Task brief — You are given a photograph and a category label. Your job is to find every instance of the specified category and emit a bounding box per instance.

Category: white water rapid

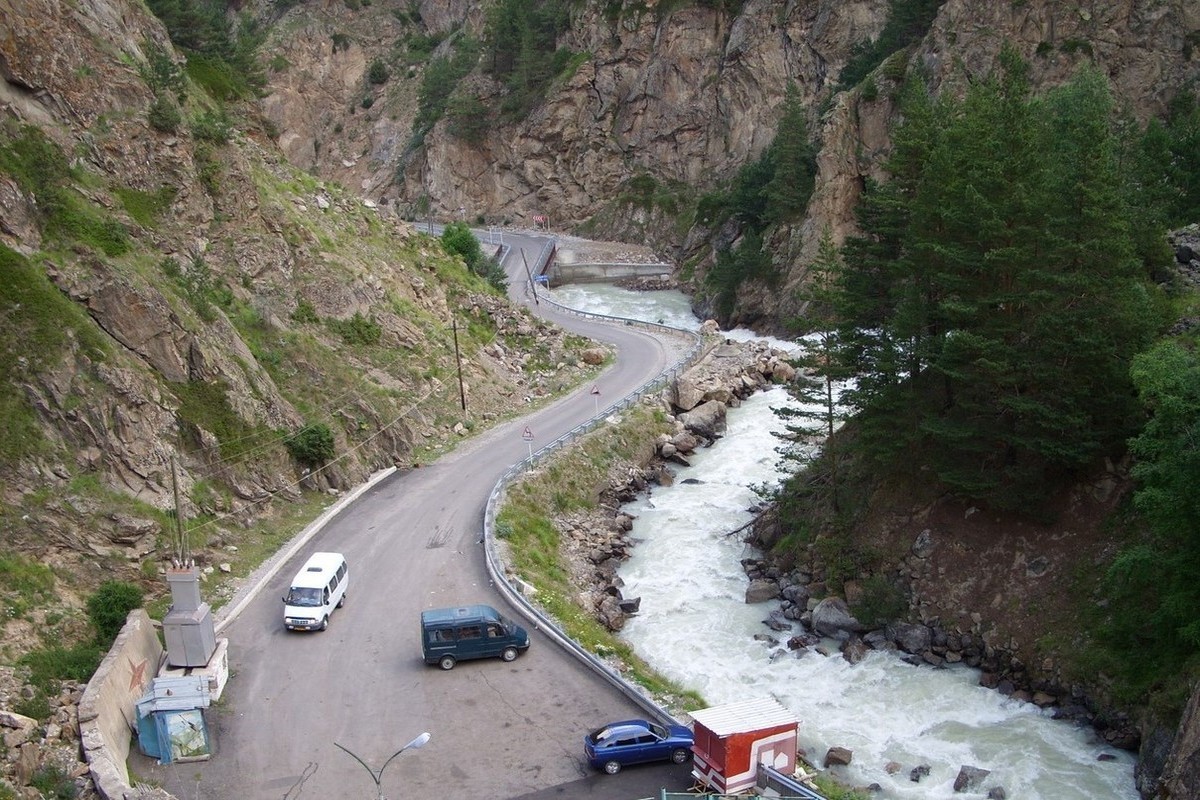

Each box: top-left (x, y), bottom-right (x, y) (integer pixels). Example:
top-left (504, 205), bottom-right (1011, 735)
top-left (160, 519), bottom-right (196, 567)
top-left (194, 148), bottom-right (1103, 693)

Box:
top-left (546, 283), bottom-right (1139, 800)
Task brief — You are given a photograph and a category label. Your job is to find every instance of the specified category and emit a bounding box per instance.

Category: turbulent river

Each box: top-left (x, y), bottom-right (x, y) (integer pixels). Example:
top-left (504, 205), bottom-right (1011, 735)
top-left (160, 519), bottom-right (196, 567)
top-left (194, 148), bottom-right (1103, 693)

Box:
top-left (547, 283), bottom-right (1138, 800)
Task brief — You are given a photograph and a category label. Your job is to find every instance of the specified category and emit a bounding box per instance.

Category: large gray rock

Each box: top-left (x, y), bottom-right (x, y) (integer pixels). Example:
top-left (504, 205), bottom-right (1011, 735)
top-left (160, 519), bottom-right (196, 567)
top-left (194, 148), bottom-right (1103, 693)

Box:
top-left (745, 578), bottom-right (779, 604)
top-left (824, 746), bottom-right (853, 767)
top-left (810, 597), bottom-right (863, 637)
top-left (678, 400), bottom-right (727, 439)
top-left (954, 765), bottom-right (991, 792)
top-left (673, 376), bottom-right (706, 411)
top-left (887, 621), bottom-right (932, 655)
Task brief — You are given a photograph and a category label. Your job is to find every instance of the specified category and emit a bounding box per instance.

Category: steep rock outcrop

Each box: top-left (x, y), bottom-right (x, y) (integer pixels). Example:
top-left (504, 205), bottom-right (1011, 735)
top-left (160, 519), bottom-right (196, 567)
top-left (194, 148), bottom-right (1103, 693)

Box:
top-left (260, 0), bottom-right (1199, 328)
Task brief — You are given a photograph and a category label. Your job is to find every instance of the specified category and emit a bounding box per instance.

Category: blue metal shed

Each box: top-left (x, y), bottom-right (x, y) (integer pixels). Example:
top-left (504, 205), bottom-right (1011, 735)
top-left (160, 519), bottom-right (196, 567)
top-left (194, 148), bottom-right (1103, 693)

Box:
top-left (135, 675), bottom-right (212, 764)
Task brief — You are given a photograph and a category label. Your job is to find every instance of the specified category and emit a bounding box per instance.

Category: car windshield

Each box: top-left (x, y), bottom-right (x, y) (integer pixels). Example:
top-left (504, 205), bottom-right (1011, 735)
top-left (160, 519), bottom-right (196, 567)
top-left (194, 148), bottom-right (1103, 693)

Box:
top-left (285, 587), bottom-right (323, 607)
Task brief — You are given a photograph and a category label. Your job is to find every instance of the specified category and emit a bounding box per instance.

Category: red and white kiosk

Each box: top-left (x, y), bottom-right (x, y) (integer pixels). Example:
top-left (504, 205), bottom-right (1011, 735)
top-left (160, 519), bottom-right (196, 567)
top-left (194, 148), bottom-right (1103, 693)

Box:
top-left (690, 697), bottom-right (800, 795)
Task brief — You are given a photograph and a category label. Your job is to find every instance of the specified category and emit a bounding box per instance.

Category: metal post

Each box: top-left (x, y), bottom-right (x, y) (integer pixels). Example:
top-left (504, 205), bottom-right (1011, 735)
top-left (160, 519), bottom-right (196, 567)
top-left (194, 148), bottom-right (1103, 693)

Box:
top-left (522, 251), bottom-right (538, 305)
top-left (171, 455), bottom-right (187, 567)
top-left (452, 316), bottom-right (466, 412)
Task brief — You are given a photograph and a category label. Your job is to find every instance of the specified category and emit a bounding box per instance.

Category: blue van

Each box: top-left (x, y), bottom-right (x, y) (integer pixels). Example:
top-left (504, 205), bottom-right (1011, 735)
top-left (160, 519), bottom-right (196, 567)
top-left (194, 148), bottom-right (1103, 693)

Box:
top-left (420, 604), bottom-right (530, 670)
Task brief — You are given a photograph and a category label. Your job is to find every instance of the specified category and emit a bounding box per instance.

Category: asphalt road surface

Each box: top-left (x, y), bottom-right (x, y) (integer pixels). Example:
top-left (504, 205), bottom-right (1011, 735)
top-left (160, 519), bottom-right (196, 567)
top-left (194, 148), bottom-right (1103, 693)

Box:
top-left (131, 230), bottom-right (699, 800)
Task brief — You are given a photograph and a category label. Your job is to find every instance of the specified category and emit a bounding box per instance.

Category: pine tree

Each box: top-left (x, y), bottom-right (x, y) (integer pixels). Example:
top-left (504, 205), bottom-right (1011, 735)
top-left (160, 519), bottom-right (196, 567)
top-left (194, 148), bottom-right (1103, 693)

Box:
top-left (831, 48), bottom-right (1163, 511)
top-left (765, 84), bottom-right (817, 223)
top-left (779, 228), bottom-right (856, 512)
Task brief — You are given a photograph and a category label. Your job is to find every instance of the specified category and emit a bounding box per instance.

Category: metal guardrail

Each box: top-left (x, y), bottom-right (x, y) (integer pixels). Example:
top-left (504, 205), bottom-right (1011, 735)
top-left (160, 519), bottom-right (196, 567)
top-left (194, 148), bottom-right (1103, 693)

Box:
top-left (756, 764), bottom-right (829, 799)
top-left (481, 276), bottom-right (704, 726)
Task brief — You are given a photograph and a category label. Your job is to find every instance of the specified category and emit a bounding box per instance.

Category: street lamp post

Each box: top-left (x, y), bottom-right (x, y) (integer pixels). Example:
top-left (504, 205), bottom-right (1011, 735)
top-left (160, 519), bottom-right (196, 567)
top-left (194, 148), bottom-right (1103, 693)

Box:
top-left (335, 731), bottom-right (431, 800)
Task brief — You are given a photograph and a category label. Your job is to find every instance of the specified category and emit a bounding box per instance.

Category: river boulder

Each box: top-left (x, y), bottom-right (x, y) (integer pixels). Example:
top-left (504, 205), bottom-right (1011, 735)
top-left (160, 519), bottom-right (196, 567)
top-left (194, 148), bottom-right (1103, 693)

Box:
top-left (810, 597), bottom-right (864, 637)
top-left (678, 400), bottom-right (727, 439)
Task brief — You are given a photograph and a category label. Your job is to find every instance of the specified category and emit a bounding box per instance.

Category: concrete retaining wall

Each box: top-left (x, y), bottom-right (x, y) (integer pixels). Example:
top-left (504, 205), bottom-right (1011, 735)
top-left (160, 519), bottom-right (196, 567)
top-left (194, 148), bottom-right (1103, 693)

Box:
top-left (79, 609), bottom-right (163, 799)
top-left (547, 261), bottom-right (672, 286)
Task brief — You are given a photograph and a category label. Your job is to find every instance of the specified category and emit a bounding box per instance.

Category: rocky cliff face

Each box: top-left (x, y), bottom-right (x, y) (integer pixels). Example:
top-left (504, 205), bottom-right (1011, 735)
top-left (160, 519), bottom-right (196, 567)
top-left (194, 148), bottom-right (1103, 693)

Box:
top-left (0, 0), bottom-right (598, 661)
top-left (259, 0), bottom-right (1199, 327)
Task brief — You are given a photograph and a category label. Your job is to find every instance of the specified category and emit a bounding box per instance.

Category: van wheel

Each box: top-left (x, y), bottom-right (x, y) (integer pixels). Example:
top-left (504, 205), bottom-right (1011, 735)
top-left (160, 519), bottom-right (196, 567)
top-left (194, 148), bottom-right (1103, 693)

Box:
top-left (319, 616), bottom-right (328, 631)
top-left (603, 760), bottom-right (622, 775)
top-left (671, 748), bottom-right (690, 764)
top-left (337, 592), bottom-right (345, 608)
top-left (439, 655), bottom-right (456, 670)
top-left (501, 646), bottom-right (519, 662)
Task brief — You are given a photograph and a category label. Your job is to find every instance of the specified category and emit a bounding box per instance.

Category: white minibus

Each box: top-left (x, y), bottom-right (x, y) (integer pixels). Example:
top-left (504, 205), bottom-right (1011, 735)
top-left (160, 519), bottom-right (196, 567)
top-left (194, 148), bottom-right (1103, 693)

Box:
top-left (282, 552), bottom-right (348, 631)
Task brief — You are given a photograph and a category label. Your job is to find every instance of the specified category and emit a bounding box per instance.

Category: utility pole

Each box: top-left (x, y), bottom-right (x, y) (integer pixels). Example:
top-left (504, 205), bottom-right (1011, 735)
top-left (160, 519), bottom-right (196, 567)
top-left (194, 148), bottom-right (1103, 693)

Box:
top-left (171, 455), bottom-right (188, 567)
top-left (522, 251), bottom-right (539, 305)
top-left (452, 316), bottom-right (466, 412)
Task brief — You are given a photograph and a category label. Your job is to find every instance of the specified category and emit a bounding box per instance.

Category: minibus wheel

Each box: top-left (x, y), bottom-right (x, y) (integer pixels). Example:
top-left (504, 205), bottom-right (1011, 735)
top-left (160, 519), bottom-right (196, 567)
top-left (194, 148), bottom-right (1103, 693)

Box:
top-left (439, 655), bottom-right (456, 670)
top-left (319, 616), bottom-right (328, 631)
top-left (501, 646), bottom-right (519, 662)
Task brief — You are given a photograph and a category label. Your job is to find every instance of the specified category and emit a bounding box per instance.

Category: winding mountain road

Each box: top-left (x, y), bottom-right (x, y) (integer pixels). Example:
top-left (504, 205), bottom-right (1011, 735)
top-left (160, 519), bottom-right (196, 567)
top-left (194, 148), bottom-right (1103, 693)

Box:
top-left (132, 231), bottom-right (697, 799)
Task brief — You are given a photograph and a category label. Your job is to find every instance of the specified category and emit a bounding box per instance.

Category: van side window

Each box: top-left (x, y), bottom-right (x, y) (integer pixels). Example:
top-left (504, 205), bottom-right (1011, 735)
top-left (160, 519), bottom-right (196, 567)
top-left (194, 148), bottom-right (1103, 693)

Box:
top-left (487, 623), bottom-right (504, 638)
top-left (458, 625), bottom-right (483, 640)
top-left (329, 575), bottom-right (339, 591)
top-left (432, 629), bottom-right (454, 642)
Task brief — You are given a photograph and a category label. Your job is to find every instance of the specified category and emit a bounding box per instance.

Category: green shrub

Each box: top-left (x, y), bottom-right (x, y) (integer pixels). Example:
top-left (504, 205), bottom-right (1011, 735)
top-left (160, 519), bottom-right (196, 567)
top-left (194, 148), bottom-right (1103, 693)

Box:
top-left (860, 76), bottom-right (878, 101)
top-left (1059, 38), bottom-right (1093, 56)
top-left (291, 298), bottom-right (320, 324)
top-left (327, 312), bottom-right (382, 345)
top-left (140, 40), bottom-right (185, 98)
top-left (193, 143), bottom-right (222, 195)
top-left (14, 690), bottom-right (52, 721)
top-left (286, 423), bottom-right (335, 467)
top-left (87, 581), bottom-right (144, 643)
top-left (447, 94), bottom-right (489, 144)
top-left (367, 59), bottom-right (390, 85)
top-left (30, 764), bottom-right (77, 800)
top-left (115, 185), bottom-right (177, 227)
top-left (148, 93), bottom-right (182, 132)
top-left (190, 108), bottom-right (232, 144)
top-left (19, 643), bottom-right (104, 692)
top-left (162, 256), bottom-right (232, 321)
top-left (0, 554), bottom-right (56, 619)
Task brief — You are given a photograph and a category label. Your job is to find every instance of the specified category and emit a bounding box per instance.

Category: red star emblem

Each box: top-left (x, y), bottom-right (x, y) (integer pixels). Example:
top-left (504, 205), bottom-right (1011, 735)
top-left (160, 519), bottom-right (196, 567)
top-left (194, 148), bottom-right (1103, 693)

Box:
top-left (128, 657), bottom-right (148, 692)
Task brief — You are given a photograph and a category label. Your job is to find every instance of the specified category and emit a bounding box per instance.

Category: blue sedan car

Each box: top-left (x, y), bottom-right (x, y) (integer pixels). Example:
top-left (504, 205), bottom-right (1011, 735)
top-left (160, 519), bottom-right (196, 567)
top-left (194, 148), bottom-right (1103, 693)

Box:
top-left (584, 718), bottom-right (694, 774)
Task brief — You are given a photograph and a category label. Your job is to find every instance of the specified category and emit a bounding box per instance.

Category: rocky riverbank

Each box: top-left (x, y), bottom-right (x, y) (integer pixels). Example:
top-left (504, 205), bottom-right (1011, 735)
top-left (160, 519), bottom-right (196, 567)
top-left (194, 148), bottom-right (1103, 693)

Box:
top-left (550, 328), bottom-right (1150, 791)
top-left (555, 330), bottom-right (797, 631)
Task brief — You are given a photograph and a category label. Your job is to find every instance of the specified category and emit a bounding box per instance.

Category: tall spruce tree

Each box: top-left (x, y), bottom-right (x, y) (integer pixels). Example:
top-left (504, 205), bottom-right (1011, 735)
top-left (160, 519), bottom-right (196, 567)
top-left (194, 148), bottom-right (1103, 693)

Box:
top-left (832, 47), bottom-right (1162, 511)
top-left (765, 84), bottom-right (817, 224)
top-left (779, 228), bottom-right (856, 512)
